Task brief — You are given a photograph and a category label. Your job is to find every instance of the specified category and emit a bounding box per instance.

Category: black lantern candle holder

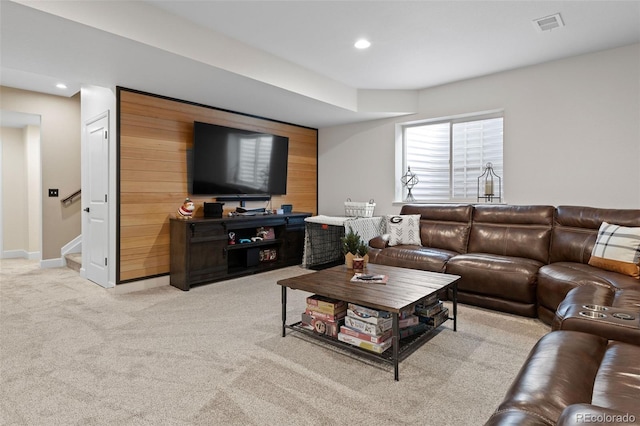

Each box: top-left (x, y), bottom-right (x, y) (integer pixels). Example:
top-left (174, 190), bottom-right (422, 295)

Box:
top-left (477, 162), bottom-right (502, 203)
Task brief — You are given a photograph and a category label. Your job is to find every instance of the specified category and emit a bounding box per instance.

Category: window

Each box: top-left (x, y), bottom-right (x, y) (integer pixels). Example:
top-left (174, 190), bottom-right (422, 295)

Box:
top-left (399, 114), bottom-right (503, 202)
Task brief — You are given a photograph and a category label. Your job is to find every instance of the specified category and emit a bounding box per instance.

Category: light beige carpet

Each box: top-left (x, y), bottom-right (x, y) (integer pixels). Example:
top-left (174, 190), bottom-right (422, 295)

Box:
top-left (0, 259), bottom-right (550, 425)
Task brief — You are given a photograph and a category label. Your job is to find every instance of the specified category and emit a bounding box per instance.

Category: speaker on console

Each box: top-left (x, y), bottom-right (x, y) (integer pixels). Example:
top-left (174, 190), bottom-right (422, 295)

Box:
top-left (204, 202), bottom-right (225, 218)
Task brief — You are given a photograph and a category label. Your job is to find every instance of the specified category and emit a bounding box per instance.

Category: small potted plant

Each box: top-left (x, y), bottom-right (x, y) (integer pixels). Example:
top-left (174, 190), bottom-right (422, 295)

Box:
top-left (341, 229), bottom-right (362, 269)
top-left (357, 241), bottom-right (369, 267)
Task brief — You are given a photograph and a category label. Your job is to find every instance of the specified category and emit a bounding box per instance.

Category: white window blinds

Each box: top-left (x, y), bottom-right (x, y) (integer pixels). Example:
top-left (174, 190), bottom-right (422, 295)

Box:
top-left (403, 116), bottom-right (503, 202)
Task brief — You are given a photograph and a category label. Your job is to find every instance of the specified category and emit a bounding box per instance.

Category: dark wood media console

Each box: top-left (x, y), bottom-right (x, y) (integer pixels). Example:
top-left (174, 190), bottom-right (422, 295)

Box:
top-left (170, 213), bottom-right (311, 290)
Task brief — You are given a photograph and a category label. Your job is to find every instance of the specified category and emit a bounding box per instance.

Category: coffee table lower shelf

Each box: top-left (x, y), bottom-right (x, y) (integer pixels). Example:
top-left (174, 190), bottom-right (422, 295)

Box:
top-left (284, 317), bottom-right (450, 376)
top-left (277, 264), bottom-right (459, 381)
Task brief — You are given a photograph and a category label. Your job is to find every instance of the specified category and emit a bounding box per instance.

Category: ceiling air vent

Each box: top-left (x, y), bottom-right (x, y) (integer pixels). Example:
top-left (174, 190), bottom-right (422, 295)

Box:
top-left (533, 13), bottom-right (564, 32)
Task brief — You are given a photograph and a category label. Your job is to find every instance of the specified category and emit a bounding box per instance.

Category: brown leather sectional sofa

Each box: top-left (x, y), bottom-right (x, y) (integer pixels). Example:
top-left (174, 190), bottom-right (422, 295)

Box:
top-left (538, 206), bottom-right (640, 325)
top-left (485, 330), bottom-right (639, 425)
top-left (369, 204), bottom-right (640, 326)
top-left (367, 204), bottom-right (640, 425)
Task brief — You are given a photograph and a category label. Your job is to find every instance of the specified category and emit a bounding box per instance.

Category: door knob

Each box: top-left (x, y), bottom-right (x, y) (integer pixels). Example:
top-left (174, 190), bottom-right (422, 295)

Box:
top-left (83, 207), bottom-right (90, 212)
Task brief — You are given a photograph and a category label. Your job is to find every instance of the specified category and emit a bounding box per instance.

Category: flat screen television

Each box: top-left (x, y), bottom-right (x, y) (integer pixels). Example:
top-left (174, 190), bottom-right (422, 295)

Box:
top-left (190, 121), bottom-right (289, 196)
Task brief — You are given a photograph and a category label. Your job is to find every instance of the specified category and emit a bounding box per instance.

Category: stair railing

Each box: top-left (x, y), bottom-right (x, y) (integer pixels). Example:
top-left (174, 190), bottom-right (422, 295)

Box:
top-left (61, 189), bottom-right (81, 206)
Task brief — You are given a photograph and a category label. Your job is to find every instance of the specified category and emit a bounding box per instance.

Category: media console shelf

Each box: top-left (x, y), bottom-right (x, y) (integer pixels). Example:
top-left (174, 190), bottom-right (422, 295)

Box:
top-left (170, 212), bottom-right (311, 291)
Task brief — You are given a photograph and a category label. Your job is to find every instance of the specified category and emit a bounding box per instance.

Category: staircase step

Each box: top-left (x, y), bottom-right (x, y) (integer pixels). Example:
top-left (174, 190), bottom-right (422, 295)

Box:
top-left (65, 253), bottom-right (82, 272)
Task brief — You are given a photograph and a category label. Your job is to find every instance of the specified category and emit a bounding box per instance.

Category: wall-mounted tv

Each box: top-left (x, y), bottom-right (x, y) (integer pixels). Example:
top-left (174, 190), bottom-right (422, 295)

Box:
top-left (190, 121), bottom-right (289, 196)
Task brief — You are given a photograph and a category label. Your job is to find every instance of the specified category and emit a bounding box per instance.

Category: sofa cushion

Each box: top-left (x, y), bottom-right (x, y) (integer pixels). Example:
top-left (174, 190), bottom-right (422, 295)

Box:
top-left (400, 204), bottom-right (472, 253)
top-left (486, 331), bottom-right (609, 426)
top-left (468, 205), bottom-right (554, 264)
top-left (588, 222), bottom-right (640, 279)
top-left (550, 206), bottom-right (640, 264)
top-left (446, 253), bottom-right (543, 305)
top-left (591, 340), bottom-right (640, 415)
top-left (368, 245), bottom-right (456, 273)
top-left (385, 214), bottom-right (421, 246)
top-left (538, 263), bottom-right (616, 317)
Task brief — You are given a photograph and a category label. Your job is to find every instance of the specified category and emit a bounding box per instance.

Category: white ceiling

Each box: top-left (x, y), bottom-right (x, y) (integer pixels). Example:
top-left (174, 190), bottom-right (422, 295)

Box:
top-left (147, 0), bottom-right (640, 90)
top-left (1, 0), bottom-right (639, 128)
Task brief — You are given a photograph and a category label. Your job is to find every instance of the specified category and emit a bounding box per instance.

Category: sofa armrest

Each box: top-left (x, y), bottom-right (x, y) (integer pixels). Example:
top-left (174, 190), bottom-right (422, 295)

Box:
top-left (557, 404), bottom-right (637, 426)
top-left (369, 234), bottom-right (389, 249)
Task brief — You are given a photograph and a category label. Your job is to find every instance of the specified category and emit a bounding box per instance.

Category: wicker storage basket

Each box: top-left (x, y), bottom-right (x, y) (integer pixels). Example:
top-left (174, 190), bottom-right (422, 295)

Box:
top-left (344, 199), bottom-right (376, 218)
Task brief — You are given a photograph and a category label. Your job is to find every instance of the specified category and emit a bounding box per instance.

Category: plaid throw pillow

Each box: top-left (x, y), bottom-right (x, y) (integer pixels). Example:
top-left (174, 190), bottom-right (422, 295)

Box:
top-left (588, 222), bottom-right (640, 279)
top-left (385, 214), bottom-right (422, 246)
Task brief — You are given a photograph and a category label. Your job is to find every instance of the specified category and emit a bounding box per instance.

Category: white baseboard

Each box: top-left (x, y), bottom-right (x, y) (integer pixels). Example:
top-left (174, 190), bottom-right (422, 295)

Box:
top-left (3, 250), bottom-right (41, 260)
top-left (28, 251), bottom-right (41, 260)
top-left (40, 257), bottom-right (65, 268)
top-left (2, 249), bottom-right (26, 259)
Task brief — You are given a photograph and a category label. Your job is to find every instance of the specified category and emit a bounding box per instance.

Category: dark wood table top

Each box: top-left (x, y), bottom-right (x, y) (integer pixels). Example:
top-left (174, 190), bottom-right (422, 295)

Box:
top-left (278, 264), bottom-right (460, 314)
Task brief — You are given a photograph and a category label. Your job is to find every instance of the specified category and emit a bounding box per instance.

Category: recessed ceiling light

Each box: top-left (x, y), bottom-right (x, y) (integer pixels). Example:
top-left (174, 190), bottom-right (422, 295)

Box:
top-left (56, 83), bottom-right (67, 89)
top-left (354, 39), bottom-right (371, 49)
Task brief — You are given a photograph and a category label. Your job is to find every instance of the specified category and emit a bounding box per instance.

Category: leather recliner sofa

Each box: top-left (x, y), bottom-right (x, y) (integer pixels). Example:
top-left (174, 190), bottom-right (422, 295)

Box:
top-left (537, 206), bottom-right (640, 324)
top-left (484, 330), bottom-right (640, 426)
top-left (445, 205), bottom-right (554, 318)
top-left (369, 204), bottom-right (640, 325)
top-left (368, 204), bottom-right (473, 273)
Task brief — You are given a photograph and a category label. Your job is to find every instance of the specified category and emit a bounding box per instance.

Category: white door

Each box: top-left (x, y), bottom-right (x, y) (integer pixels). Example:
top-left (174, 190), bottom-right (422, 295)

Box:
top-left (84, 113), bottom-right (109, 286)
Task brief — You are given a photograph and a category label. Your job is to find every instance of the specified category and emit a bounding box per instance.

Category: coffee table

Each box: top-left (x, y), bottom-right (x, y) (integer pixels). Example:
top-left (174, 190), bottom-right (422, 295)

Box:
top-left (277, 263), bottom-right (460, 381)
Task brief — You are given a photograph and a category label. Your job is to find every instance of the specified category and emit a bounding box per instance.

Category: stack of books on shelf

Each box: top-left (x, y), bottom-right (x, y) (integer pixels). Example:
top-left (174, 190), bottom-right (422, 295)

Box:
top-left (415, 297), bottom-right (449, 328)
top-left (301, 294), bottom-right (450, 354)
top-left (337, 303), bottom-right (428, 354)
top-left (300, 295), bottom-right (347, 337)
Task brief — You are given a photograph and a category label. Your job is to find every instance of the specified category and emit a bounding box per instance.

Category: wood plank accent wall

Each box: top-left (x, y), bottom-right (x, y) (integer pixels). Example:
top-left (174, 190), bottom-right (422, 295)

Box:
top-left (118, 88), bottom-right (318, 283)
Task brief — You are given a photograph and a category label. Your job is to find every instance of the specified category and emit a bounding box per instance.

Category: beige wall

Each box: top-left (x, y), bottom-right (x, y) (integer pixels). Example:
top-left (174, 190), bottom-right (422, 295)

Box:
top-left (319, 43), bottom-right (640, 216)
top-left (1, 127), bottom-right (28, 252)
top-left (0, 86), bottom-right (81, 261)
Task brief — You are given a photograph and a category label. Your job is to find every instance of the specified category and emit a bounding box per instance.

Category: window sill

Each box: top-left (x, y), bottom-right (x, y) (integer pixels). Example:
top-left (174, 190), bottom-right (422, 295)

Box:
top-left (393, 200), bottom-right (506, 206)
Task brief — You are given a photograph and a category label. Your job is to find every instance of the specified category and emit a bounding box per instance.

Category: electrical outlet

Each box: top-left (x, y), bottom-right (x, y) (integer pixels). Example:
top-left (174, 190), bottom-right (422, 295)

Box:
top-left (48, 188), bottom-right (59, 197)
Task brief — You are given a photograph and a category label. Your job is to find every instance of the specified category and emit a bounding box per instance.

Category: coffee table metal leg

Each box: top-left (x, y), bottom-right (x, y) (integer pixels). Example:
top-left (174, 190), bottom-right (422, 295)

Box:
top-left (453, 282), bottom-right (458, 332)
top-left (393, 312), bottom-right (399, 381)
top-left (281, 286), bottom-right (287, 337)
